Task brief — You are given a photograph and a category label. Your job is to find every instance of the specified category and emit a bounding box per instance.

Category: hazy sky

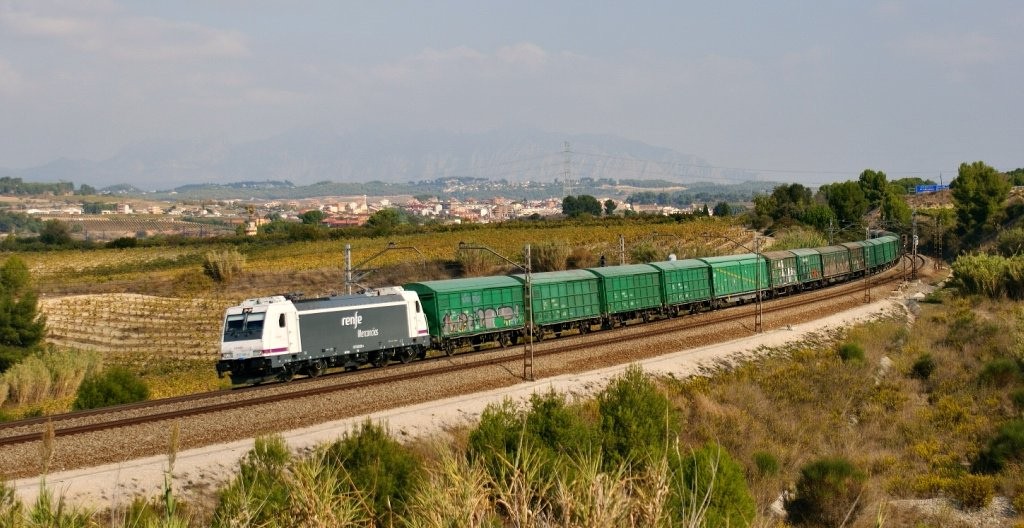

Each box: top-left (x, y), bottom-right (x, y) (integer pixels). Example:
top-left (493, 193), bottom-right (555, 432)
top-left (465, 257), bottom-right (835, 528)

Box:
top-left (1, 1), bottom-right (1021, 185)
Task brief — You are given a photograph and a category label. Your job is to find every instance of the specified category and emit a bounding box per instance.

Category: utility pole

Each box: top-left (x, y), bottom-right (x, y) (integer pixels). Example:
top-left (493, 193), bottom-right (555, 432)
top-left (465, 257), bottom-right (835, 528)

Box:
top-left (911, 208), bottom-right (918, 280)
top-left (864, 227), bottom-right (871, 303)
top-left (562, 141), bottom-right (573, 198)
top-left (753, 234), bottom-right (763, 333)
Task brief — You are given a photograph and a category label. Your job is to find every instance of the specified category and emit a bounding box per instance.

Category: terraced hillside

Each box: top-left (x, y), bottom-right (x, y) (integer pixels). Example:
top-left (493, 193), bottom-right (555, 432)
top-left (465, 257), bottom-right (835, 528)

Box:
top-left (40, 293), bottom-right (232, 363)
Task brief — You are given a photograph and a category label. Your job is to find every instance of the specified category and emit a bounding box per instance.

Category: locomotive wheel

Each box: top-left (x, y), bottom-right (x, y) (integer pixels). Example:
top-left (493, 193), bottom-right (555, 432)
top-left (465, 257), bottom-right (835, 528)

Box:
top-left (307, 360), bottom-right (325, 378)
top-left (279, 367), bottom-right (295, 382)
top-left (399, 350), bottom-right (414, 364)
top-left (372, 353), bottom-right (389, 368)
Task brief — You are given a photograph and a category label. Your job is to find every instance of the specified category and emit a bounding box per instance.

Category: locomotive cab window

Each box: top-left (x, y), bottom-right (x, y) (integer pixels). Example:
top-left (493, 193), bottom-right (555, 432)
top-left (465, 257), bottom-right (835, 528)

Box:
top-left (279, 313), bottom-right (286, 327)
top-left (223, 312), bottom-right (265, 342)
top-left (415, 301), bottom-right (421, 313)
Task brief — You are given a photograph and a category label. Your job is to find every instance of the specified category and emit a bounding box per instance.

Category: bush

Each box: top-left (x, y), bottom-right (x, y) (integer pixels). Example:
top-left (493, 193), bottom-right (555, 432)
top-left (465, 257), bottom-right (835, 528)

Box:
top-left (467, 399), bottom-right (525, 478)
top-left (786, 456), bottom-right (866, 527)
top-left (72, 367), bottom-right (149, 410)
top-left (202, 248), bottom-right (245, 282)
top-left (947, 473), bottom-right (995, 509)
top-left (629, 244), bottom-right (661, 264)
top-left (910, 353), bottom-right (936, 380)
top-left (523, 390), bottom-right (595, 458)
top-left (324, 420), bottom-right (423, 524)
top-left (973, 419), bottom-right (1024, 473)
top-left (752, 450), bottom-right (780, 476)
top-left (2, 355), bottom-right (50, 406)
top-left (837, 342), bottom-right (865, 363)
top-left (598, 365), bottom-right (677, 468)
top-left (213, 435), bottom-right (292, 527)
top-left (529, 242), bottom-right (569, 272)
top-left (978, 358), bottom-right (1020, 387)
top-left (671, 443), bottom-right (756, 528)
top-left (1013, 492), bottom-right (1024, 520)
top-left (566, 246), bottom-right (595, 269)
top-left (952, 254), bottom-right (1007, 298)
top-left (1011, 389), bottom-right (1024, 411)
top-left (105, 237), bottom-right (138, 249)
top-left (996, 227), bottom-right (1024, 257)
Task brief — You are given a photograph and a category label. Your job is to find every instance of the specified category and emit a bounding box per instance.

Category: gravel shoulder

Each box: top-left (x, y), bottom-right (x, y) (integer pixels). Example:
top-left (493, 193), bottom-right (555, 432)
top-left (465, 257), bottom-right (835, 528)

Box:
top-left (12, 283), bottom-right (927, 510)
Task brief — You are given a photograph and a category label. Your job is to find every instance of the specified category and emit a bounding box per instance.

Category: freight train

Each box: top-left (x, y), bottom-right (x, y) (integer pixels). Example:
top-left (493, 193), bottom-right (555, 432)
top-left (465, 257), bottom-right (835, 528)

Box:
top-left (217, 234), bottom-right (901, 385)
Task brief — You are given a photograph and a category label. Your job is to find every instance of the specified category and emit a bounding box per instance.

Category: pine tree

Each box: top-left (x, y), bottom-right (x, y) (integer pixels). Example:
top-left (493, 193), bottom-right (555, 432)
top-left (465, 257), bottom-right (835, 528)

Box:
top-left (0, 256), bottom-right (45, 348)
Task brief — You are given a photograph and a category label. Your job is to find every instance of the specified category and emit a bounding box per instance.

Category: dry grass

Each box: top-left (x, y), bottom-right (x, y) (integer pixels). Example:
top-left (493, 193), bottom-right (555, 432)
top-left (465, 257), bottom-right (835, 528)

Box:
top-left (663, 293), bottom-right (1024, 526)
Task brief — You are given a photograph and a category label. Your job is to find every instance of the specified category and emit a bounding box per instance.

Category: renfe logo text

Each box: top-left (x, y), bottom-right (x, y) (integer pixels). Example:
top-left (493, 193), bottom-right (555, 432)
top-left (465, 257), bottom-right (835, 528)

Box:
top-left (340, 312), bottom-right (362, 328)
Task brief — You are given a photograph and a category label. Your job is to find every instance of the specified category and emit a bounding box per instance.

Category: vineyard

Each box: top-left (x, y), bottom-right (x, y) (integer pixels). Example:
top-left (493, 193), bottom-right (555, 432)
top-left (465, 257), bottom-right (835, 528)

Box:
top-left (48, 215), bottom-right (234, 241)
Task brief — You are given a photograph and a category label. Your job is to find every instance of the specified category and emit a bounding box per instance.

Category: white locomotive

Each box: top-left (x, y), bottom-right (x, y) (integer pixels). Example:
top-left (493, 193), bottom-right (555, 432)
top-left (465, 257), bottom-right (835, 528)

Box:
top-left (217, 287), bottom-right (430, 384)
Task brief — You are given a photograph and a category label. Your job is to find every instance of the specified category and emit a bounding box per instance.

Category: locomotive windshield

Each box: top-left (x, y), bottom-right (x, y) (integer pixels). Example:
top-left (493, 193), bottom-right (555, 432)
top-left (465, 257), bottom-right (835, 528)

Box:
top-left (223, 312), bottom-right (266, 342)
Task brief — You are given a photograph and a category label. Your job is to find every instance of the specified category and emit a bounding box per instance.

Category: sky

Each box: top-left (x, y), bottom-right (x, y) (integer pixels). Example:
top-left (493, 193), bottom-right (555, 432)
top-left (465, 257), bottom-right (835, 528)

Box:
top-left (0, 0), bottom-right (1021, 186)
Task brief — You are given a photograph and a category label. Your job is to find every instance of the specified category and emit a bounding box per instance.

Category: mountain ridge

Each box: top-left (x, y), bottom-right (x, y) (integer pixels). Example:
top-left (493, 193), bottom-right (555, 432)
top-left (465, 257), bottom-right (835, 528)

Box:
top-left (2, 127), bottom-right (754, 190)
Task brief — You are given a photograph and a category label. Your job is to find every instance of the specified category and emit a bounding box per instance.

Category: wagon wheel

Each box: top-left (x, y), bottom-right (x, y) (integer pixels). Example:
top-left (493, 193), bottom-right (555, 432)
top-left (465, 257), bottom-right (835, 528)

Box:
top-left (579, 322), bottom-right (590, 334)
top-left (443, 341), bottom-right (455, 357)
top-left (307, 359), bottom-right (325, 378)
top-left (498, 334), bottom-right (512, 348)
top-left (417, 347), bottom-right (428, 360)
top-left (642, 312), bottom-right (651, 323)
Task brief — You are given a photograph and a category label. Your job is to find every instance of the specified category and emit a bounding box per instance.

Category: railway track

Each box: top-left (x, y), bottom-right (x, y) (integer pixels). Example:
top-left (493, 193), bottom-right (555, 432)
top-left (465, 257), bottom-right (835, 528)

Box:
top-left (0, 254), bottom-right (927, 450)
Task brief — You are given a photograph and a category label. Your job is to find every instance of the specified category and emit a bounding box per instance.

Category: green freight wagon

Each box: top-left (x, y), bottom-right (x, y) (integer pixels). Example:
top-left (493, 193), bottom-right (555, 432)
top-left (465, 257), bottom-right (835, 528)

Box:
top-left (817, 245), bottom-right (852, 281)
top-left (874, 235), bottom-right (900, 266)
top-left (510, 270), bottom-right (602, 337)
top-left (790, 248), bottom-right (824, 286)
top-left (840, 242), bottom-right (867, 274)
top-left (585, 264), bottom-right (663, 327)
top-left (404, 276), bottom-right (525, 352)
top-left (761, 250), bottom-right (799, 292)
top-left (863, 238), bottom-right (885, 269)
top-left (699, 254), bottom-right (769, 306)
top-left (648, 259), bottom-right (713, 314)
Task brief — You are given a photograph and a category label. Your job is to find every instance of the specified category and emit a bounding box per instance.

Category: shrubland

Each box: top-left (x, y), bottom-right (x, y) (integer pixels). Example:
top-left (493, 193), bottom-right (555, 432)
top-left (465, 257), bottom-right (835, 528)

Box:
top-left (4, 288), bottom-right (1024, 525)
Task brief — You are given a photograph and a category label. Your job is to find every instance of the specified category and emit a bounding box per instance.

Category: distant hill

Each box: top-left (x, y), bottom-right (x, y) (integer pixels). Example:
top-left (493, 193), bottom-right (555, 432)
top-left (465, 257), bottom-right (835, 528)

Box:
top-left (2, 126), bottom-right (755, 190)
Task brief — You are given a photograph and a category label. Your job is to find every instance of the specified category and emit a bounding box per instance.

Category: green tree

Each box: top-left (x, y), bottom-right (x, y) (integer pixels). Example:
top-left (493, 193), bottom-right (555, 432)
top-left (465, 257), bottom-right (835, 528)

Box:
top-left (298, 209), bottom-right (325, 225)
top-left (757, 183), bottom-right (814, 223)
top-left (858, 169), bottom-right (888, 208)
top-left (39, 219), bottom-right (72, 245)
top-left (364, 208), bottom-right (403, 235)
top-left (0, 257), bottom-right (45, 348)
top-left (820, 181), bottom-right (868, 227)
top-left (603, 198), bottom-right (617, 216)
top-left (562, 195), bottom-right (602, 217)
top-left (712, 201), bottom-right (732, 217)
top-left (1007, 168), bottom-right (1024, 187)
top-left (950, 161), bottom-right (1011, 239)
top-left (881, 190), bottom-right (912, 229)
